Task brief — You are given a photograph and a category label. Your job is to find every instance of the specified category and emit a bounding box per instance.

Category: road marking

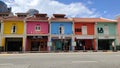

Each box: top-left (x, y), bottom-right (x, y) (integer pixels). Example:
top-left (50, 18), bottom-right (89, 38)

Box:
top-left (0, 63), bottom-right (30, 68)
top-left (0, 63), bottom-right (13, 65)
top-left (72, 61), bottom-right (98, 63)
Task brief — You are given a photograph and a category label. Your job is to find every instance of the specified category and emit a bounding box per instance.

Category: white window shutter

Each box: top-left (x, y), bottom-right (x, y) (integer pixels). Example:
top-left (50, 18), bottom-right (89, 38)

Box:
top-left (82, 26), bottom-right (87, 35)
top-left (104, 25), bottom-right (109, 35)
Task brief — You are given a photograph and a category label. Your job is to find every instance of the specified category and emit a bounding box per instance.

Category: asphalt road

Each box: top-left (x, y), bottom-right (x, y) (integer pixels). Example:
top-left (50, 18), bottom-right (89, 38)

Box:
top-left (0, 52), bottom-right (120, 68)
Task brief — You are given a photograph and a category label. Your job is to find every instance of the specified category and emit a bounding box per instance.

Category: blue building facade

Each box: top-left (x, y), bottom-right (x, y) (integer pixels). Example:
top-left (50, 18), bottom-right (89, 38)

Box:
top-left (51, 22), bottom-right (72, 35)
top-left (49, 14), bottom-right (74, 51)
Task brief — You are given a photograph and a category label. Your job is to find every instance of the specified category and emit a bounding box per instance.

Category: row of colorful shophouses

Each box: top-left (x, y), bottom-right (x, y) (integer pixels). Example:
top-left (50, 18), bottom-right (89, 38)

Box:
top-left (0, 13), bottom-right (120, 52)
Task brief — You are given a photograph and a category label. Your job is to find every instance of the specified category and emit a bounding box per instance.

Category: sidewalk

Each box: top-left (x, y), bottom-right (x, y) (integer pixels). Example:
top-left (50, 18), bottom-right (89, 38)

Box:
top-left (0, 50), bottom-right (119, 54)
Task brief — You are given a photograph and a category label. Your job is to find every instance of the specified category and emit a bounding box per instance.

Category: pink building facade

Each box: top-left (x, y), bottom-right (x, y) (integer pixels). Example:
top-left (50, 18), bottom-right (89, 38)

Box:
top-left (27, 21), bottom-right (48, 34)
top-left (117, 16), bottom-right (120, 45)
top-left (25, 14), bottom-right (49, 51)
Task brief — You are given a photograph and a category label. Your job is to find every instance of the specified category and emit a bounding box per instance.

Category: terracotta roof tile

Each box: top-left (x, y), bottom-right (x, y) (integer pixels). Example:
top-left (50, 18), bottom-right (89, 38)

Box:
top-left (0, 12), bottom-right (11, 14)
top-left (73, 18), bottom-right (117, 23)
top-left (26, 16), bottom-right (49, 21)
top-left (53, 14), bottom-right (65, 18)
top-left (50, 17), bottom-right (72, 22)
top-left (34, 14), bottom-right (47, 17)
top-left (3, 16), bottom-right (24, 21)
top-left (15, 13), bottom-right (29, 15)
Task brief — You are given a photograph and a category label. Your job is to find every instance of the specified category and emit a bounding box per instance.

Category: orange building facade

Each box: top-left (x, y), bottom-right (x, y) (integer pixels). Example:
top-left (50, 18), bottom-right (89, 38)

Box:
top-left (73, 18), bottom-right (96, 51)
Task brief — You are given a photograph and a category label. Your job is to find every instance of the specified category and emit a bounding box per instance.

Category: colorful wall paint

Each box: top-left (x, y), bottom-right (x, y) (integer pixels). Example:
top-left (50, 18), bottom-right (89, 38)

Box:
top-left (26, 21), bottom-right (49, 34)
top-left (74, 22), bottom-right (94, 35)
top-left (51, 22), bottom-right (72, 35)
top-left (3, 21), bottom-right (24, 34)
top-left (96, 22), bottom-right (117, 35)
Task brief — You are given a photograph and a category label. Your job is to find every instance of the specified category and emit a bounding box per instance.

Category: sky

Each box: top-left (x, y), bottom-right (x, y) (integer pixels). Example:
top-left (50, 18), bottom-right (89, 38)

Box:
top-left (1, 0), bottom-right (120, 19)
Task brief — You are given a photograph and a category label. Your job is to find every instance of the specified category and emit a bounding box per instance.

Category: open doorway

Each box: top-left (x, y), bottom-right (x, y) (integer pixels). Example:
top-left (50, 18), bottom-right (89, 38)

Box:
top-left (52, 39), bottom-right (71, 51)
top-left (98, 39), bottom-right (115, 50)
top-left (30, 40), bottom-right (47, 51)
top-left (76, 39), bottom-right (93, 50)
top-left (5, 38), bottom-right (22, 51)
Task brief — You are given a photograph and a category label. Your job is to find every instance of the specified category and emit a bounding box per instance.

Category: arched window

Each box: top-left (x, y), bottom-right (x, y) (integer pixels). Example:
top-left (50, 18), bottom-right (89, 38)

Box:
top-left (11, 25), bottom-right (16, 33)
top-left (59, 26), bottom-right (64, 34)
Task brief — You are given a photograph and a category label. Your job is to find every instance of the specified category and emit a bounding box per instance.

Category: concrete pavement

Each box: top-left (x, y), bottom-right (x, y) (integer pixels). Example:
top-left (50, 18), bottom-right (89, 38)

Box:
top-left (0, 52), bottom-right (120, 68)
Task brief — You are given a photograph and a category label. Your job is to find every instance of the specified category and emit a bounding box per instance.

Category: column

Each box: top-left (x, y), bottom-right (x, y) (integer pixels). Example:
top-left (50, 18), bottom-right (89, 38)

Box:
top-left (72, 19), bottom-right (76, 51)
top-left (48, 36), bottom-right (51, 52)
top-left (94, 22), bottom-right (98, 51)
top-left (23, 19), bottom-right (26, 52)
top-left (48, 20), bottom-right (51, 52)
top-left (72, 36), bottom-right (76, 51)
top-left (1, 20), bottom-right (4, 51)
top-left (93, 38), bottom-right (98, 51)
top-left (23, 37), bottom-right (26, 52)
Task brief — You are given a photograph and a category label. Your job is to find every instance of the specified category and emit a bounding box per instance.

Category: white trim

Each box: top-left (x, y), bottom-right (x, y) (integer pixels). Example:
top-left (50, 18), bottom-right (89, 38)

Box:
top-left (35, 25), bottom-right (41, 31)
top-left (51, 35), bottom-right (72, 39)
top-left (104, 25), bottom-right (109, 35)
top-left (75, 35), bottom-right (94, 39)
top-left (59, 26), bottom-right (64, 34)
top-left (11, 25), bottom-right (17, 34)
top-left (51, 35), bottom-right (72, 37)
top-left (98, 36), bottom-right (116, 39)
top-left (82, 26), bottom-right (87, 35)
top-left (0, 36), bottom-right (2, 46)
top-left (1, 20), bottom-right (3, 35)
top-left (3, 35), bottom-right (24, 37)
top-left (27, 34), bottom-right (49, 36)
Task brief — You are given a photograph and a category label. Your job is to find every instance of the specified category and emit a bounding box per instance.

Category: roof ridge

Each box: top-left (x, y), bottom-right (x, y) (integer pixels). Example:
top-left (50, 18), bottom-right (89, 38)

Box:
top-left (100, 17), bottom-right (117, 22)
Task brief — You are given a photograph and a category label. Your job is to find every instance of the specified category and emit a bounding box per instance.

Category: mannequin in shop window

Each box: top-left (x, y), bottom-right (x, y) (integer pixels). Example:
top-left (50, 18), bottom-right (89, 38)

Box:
top-left (112, 41), bottom-right (115, 51)
top-left (79, 42), bottom-right (82, 50)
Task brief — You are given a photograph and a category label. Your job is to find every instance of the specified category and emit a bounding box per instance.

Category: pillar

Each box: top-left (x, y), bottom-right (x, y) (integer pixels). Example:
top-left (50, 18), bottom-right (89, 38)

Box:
top-left (23, 37), bottom-right (26, 52)
top-left (72, 36), bottom-right (76, 51)
top-left (23, 19), bottom-right (26, 52)
top-left (93, 38), bottom-right (98, 51)
top-left (48, 36), bottom-right (52, 52)
top-left (48, 20), bottom-right (52, 52)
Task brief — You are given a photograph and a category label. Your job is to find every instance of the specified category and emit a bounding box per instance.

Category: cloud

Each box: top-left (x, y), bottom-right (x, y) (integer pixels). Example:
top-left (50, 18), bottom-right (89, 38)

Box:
top-left (103, 11), bottom-right (107, 14)
top-left (87, 0), bottom-right (93, 5)
top-left (3, 0), bottom-right (101, 17)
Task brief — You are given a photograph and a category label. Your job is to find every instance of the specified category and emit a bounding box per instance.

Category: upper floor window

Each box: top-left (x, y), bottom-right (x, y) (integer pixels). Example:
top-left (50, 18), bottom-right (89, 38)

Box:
top-left (11, 25), bottom-right (16, 34)
top-left (59, 26), bottom-right (64, 34)
top-left (97, 27), bottom-right (104, 33)
top-left (82, 26), bottom-right (87, 35)
top-left (104, 25), bottom-right (109, 35)
top-left (75, 28), bottom-right (81, 32)
top-left (35, 25), bottom-right (40, 31)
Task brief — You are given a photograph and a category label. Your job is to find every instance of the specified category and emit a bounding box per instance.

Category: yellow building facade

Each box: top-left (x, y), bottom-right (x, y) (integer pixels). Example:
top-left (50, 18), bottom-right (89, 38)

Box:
top-left (2, 16), bottom-right (26, 51)
top-left (3, 21), bottom-right (24, 34)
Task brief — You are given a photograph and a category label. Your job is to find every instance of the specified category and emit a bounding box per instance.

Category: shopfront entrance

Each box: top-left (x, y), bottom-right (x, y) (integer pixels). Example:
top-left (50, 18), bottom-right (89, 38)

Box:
top-left (52, 39), bottom-right (71, 51)
top-left (98, 39), bottom-right (115, 50)
top-left (5, 38), bottom-right (23, 51)
top-left (27, 36), bottom-right (48, 51)
top-left (75, 39), bottom-right (93, 50)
